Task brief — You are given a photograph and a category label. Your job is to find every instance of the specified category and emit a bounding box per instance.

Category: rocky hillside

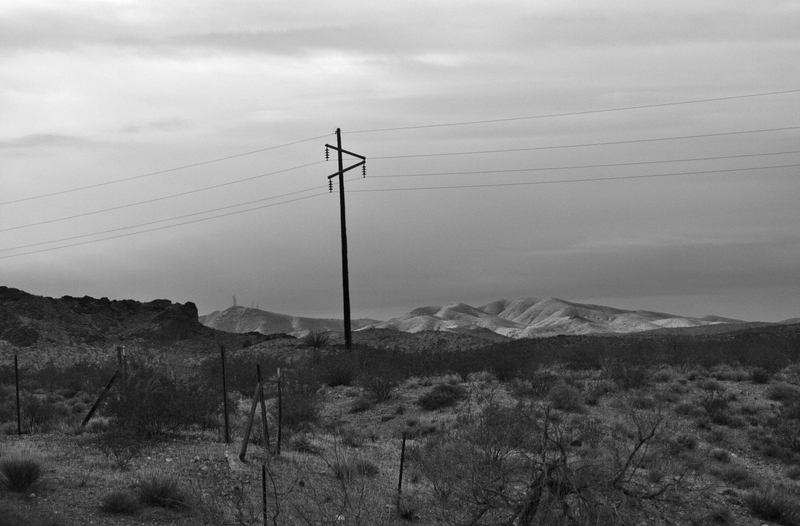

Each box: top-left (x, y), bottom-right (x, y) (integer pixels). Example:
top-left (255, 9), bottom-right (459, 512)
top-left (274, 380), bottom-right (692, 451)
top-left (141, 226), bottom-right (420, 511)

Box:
top-left (369, 297), bottom-right (747, 337)
top-left (199, 305), bottom-right (380, 336)
top-left (0, 286), bottom-right (271, 351)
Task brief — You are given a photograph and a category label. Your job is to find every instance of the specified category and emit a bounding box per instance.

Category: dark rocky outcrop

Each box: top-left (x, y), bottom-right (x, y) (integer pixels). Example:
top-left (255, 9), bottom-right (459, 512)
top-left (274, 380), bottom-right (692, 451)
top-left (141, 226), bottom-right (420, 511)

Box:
top-left (0, 286), bottom-right (204, 347)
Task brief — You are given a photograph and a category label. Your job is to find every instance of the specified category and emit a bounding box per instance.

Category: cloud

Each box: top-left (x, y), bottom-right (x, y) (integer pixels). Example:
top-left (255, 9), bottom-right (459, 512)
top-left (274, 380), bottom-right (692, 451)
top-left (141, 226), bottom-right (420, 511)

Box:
top-left (0, 133), bottom-right (88, 150)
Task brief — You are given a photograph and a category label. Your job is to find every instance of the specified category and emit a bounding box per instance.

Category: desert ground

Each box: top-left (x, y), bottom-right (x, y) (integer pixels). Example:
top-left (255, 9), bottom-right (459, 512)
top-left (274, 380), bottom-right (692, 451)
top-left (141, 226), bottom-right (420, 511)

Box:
top-left (3, 325), bottom-right (800, 525)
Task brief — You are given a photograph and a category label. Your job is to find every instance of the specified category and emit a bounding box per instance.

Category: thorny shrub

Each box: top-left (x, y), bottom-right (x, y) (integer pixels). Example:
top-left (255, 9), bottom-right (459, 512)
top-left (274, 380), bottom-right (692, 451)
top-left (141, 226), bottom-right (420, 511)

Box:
top-left (105, 363), bottom-right (218, 437)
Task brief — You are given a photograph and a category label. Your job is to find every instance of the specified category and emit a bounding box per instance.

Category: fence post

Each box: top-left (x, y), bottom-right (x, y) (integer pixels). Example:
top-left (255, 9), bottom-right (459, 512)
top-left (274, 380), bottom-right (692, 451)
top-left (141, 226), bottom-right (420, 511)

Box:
top-left (239, 378), bottom-right (261, 462)
top-left (397, 432), bottom-right (407, 502)
top-left (276, 367), bottom-right (282, 456)
top-left (262, 464), bottom-right (268, 526)
top-left (15, 354), bottom-right (21, 436)
top-left (220, 345), bottom-right (230, 443)
top-left (257, 364), bottom-right (270, 454)
top-left (82, 370), bottom-right (119, 427)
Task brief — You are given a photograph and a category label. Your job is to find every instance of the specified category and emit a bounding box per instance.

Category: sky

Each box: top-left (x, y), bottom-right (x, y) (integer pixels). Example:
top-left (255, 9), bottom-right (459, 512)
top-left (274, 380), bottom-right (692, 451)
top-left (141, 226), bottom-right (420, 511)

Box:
top-left (1, 0), bottom-right (799, 323)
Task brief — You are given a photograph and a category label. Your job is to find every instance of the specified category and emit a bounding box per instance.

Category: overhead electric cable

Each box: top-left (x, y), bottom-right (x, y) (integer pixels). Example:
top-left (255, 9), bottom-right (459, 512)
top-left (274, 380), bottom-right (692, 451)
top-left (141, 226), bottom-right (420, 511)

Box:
top-left (369, 126), bottom-right (800, 160)
top-left (348, 89), bottom-right (800, 134)
top-left (0, 191), bottom-right (330, 260)
top-left (1, 160), bottom-right (325, 233)
top-left (348, 163), bottom-right (800, 193)
top-left (0, 133), bottom-right (329, 206)
top-left (372, 150), bottom-right (800, 179)
top-left (0, 185), bottom-right (328, 253)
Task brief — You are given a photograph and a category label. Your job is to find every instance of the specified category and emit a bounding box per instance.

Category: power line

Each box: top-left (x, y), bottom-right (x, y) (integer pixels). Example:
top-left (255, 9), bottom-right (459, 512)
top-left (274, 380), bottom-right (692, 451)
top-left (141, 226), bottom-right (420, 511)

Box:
top-left (0, 133), bottom-right (330, 206)
top-left (1, 160), bottom-right (325, 233)
top-left (347, 89), bottom-right (800, 134)
top-left (0, 185), bottom-right (328, 253)
top-left (0, 191), bottom-right (329, 260)
top-left (348, 163), bottom-right (800, 193)
top-left (371, 150), bottom-right (800, 179)
top-left (369, 126), bottom-right (800, 160)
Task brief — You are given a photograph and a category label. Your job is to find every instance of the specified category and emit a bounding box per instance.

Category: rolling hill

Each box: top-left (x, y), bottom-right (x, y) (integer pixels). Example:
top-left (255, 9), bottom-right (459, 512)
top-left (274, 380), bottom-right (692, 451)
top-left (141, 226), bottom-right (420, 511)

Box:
top-left (199, 305), bottom-right (380, 336)
top-left (368, 297), bottom-right (746, 337)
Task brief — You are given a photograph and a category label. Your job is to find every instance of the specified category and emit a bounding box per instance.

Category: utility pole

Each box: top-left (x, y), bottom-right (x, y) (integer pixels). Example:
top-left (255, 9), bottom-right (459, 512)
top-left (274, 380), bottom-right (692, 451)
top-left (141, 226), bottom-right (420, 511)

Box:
top-left (325, 128), bottom-right (366, 351)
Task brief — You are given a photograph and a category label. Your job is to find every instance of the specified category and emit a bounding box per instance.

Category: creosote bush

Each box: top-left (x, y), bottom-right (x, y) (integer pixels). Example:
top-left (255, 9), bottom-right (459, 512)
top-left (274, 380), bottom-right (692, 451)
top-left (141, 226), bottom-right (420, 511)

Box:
top-left (417, 383), bottom-right (466, 411)
top-left (105, 363), bottom-right (218, 437)
top-left (547, 382), bottom-right (584, 412)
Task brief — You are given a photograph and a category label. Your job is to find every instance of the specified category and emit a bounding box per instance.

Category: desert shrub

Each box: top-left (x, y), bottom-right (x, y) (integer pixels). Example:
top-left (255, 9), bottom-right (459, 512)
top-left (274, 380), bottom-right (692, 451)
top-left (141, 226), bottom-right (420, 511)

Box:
top-left (357, 368), bottom-right (400, 403)
top-left (711, 364), bottom-right (749, 382)
top-left (91, 428), bottom-right (148, 470)
top-left (279, 389), bottom-right (318, 431)
top-left (349, 395), bottom-right (374, 413)
top-left (651, 367), bottom-right (675, 383)
top-left (289, 433), bottom-right (320, 455)
top-left (199, 350), bottom-right (286, 398)
top-left (698, 378), bottom-right (723, 392)
top-left (404, 422), bottom-right (438, 439)
top-left (489, 353), bottom-right (522, 382)
top-left (710, 448), bottom-right (731, 462)
top-left (315, 354), bottom-right (359, 387)
top-left (0, 453), bottom-right (43, 493)
top-left (99, 489), bottom-right (141, 514)
top-left (752, 367), bottom-right (772, 384)
top-left (418, 400), bottom-right (685, 525)
top-left (768, 383), bottom-right (800, 403)
top-left (669, 433), bottom-right (698, 452)
top-left (547, 383), bottom-right (584, 412)
top-left (301, 330), bottom-right (330, 350)
top-left (337, 426), bottom-right (363, 448)
top-left (605, 362), bottom-right (651, 390)
top-left (105, 364), bottom-right (218, 436)
top-left (712, 464), bottom-right (757, 488)
top-left (329, 453), bottom-right (379, 481)
top-left (19, 394), bottom-right (58, 434)
top-left (700, 392), bottom-right (733, 426)
top-left (771, 402), bottom-right (800, 453)
top-left (518, 370), bottom-right (562, 398)
top-left (583, 379), bottom-right (615, 406)
top-left (787, 465), bottom-right (800, 480)
top-left (136, 472), bottom-right (190, 510)
top-left (744, 486), bottom-right (800, 525)
top-left (417, 383), bottom-right (466, 411)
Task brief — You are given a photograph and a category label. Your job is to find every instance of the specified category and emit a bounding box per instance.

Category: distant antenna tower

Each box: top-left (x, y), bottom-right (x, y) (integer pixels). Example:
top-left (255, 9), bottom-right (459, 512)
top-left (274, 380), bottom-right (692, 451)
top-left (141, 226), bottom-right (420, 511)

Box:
top-left (233, 295), bottom-right (237, 307)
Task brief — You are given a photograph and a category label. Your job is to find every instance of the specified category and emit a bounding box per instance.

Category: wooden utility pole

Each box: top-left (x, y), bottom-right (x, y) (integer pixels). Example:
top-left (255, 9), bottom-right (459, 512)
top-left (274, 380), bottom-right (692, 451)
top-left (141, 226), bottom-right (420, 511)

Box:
top-left (325, 129), bottom-right (366, 351)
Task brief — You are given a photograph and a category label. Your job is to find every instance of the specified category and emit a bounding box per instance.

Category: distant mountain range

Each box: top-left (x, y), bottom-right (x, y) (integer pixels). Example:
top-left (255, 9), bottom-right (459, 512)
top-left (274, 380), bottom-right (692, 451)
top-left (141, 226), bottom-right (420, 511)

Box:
top-left (367, 297), bottom-right (747, 338)
top-left (199, 297), bottom-right (753, 338)
top-left (198, 306), bottom-right (380, 336)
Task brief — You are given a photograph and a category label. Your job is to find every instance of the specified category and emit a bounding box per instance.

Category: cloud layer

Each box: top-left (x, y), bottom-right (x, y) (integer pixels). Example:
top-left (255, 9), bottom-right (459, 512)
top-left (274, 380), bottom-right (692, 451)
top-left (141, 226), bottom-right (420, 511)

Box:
top-left (1, 1), bottom-right (799, 322)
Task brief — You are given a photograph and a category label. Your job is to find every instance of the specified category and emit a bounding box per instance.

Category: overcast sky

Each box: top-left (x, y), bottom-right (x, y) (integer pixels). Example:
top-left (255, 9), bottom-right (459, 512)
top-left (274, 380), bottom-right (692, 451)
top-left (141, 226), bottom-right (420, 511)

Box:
top-left (2, 0), bottom-right (799, 323)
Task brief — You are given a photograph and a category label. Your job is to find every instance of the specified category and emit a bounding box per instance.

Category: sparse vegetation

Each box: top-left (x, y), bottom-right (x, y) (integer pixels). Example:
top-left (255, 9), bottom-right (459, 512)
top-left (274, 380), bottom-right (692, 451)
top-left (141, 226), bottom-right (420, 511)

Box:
top-left (3, 309), bottom-right (800, 524)
top-left (0, 452), bottom-right (43, 493)
top-left (136, 472), bottom-right (190, 510)
top-left (99, 489), bottom-right (141, 514)
top-left (744, 486), bottom-right (800, 525)
top-left (417, 383), bottom-right (466, 410)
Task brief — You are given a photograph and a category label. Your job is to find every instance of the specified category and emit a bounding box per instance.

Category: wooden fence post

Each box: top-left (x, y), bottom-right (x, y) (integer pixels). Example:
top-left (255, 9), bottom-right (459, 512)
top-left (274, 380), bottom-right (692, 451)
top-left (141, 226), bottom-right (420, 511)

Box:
top-left (239, 378), bottom-right (261, 462)
top-left (220, 345), bottom-right (230, 443)
top-left (15, 354), bottom-right (21, 436)
top-left (82, 370), bottom-right (119, 427)
top-left (257, 364), bottom-right (271, 454)
top-left (276, 367), bottom-right (282, 456)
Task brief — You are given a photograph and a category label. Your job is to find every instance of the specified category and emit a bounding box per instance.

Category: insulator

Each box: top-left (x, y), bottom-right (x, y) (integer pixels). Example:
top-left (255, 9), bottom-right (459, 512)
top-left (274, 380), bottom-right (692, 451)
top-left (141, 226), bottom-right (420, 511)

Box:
top-left (325, 146), bottom-right (329, 161)
top-left (362, 163), bottom-right (366, 177)
top-left (328, 179), bottom-right (333, 193)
